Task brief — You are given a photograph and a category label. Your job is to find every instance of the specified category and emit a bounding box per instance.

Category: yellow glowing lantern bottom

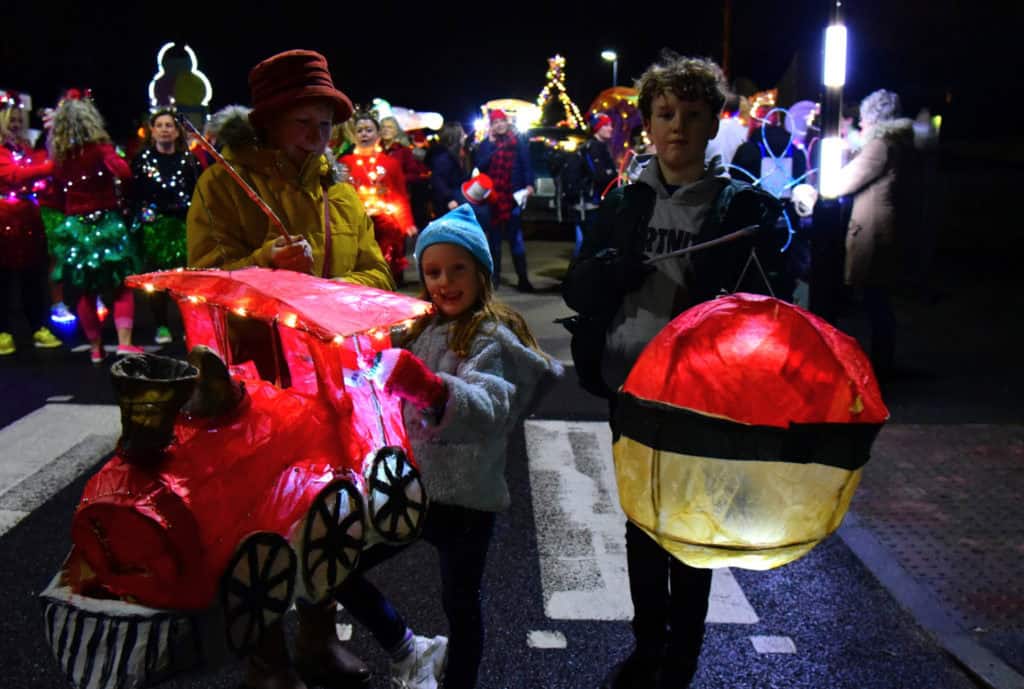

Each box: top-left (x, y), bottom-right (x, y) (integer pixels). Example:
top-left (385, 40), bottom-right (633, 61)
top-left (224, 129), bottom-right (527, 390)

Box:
top-left (614, 293), bottom-right (890, 571)
top-left (614, 435), bottom-right (862, 570)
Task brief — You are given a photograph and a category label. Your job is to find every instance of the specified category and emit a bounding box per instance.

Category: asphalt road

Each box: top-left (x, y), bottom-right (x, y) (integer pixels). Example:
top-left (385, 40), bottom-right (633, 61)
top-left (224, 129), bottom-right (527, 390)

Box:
top-left (2, 240), bottom-right (1007, 688)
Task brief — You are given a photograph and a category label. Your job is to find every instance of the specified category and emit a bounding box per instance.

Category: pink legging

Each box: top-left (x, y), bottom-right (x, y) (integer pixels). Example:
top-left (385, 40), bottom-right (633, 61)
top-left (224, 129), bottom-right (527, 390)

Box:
top-left (76, 288), bottom-right (134, 343)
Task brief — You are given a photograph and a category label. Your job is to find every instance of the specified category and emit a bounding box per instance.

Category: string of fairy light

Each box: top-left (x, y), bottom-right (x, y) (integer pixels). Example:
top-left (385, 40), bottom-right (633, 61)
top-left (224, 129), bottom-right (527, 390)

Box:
top-left (535, 55), bottom-right (584, 130)
top-left (136, 269), bottom-right (433, 347)
top-left (351, 155), bottom-right (401, 218)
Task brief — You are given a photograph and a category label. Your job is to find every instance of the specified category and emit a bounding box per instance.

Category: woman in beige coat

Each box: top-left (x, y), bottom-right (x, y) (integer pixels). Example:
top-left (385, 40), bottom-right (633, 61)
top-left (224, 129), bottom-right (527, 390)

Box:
top-left (831, 89), bottom-right (916, 377)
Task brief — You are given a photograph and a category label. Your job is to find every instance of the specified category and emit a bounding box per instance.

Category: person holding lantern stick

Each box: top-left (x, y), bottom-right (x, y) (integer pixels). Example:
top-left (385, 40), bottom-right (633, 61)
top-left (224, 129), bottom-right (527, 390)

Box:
top-left (563, 52), bottom-right (783, 689)
top-left (185, 49), bottom-right (393, 689)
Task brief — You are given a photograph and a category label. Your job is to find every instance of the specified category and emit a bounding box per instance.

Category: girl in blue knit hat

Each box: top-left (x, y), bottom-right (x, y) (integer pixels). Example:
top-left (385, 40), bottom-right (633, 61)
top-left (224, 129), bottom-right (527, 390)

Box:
top-left (333, 204), bottom-right (562, 689)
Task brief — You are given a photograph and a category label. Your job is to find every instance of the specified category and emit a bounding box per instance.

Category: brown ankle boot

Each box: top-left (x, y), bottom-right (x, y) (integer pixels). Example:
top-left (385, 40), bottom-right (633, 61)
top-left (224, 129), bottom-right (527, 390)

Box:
top-left (294, 600), bottom-right (371, 688)
top-left (242, 622), bottom-right (308, 689)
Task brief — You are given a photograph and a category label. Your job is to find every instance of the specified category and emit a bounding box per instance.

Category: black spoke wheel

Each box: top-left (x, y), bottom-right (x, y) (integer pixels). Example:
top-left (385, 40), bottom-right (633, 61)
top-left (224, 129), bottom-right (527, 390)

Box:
top-left (368, 446), bottom-right (427, 543)
top-left (221, 532), bottom-right (296, 656)
top-left (300, 478), bottom-right (366, 601)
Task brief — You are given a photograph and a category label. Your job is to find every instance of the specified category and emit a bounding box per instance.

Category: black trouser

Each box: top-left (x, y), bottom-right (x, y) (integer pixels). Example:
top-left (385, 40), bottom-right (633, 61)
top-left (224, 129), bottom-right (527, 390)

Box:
top-left (0, 265), bottom-right (51, 333)
top-left (863, 286), bottom-right (895, 376)
top-left (625, 521), bottom-right (712, 688)
top-left (335, 502), bottom-right (496, 689)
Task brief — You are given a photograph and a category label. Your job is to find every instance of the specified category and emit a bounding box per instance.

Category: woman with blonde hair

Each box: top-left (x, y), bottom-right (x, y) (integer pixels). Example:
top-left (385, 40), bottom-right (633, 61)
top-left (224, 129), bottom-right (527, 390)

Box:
top-left (380, 114), bottom-right (430, 228)
top-left (0, 98), bottom-right (62, 355)
top-left (48, 96), bottom-right (139, 364)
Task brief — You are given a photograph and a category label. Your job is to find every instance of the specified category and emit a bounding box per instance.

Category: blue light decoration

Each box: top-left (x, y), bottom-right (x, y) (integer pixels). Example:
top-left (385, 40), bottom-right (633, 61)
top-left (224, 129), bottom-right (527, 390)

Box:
top-left (722, 104), bottom-right (823, 252)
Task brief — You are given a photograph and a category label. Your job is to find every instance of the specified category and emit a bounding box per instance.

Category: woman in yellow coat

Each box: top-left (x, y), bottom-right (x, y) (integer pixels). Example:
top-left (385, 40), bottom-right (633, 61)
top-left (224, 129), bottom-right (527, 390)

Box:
top-left (185, 50), bottom-right (391, 689)
top-left (187, 50), bottom-right (393, 292)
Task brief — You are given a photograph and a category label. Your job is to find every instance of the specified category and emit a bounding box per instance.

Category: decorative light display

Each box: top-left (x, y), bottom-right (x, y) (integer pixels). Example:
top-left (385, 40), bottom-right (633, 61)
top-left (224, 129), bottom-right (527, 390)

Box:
top-left (148, 42), bottom-right (212, 110)
top-left (535, 55), bottom-right (584, 130)
top-left (586, 86), bottom-right (642, 165)
top-left (135, 148), bottom-right (192, 203)
top-left (41, 268), bottom-right (435, 689)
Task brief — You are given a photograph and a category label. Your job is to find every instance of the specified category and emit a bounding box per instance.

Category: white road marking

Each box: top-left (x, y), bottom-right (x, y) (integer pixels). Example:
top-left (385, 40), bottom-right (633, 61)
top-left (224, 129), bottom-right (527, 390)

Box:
top-left (527, 630), bottom-right (568, 649)
top-left (525, 420), bottom-right (759, 624)
top-left (750, 635), bottom-right (797, 654)
top-left (0, 404), bottom-right (119, 536)
top-left (46, 395), bottom-right (74, 402)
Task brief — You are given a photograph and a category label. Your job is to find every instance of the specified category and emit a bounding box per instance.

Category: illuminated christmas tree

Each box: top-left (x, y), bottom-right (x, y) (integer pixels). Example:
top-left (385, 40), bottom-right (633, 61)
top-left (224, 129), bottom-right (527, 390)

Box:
top-left (536, 54), bottom-right (584, 129)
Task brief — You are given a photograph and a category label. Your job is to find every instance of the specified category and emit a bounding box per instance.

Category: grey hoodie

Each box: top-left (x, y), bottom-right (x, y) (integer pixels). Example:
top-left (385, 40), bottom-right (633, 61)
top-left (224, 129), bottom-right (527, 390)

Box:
top-left (403, 318), bottom-right (563, 512)
top-left (601, 161), bottom-right (729, 391)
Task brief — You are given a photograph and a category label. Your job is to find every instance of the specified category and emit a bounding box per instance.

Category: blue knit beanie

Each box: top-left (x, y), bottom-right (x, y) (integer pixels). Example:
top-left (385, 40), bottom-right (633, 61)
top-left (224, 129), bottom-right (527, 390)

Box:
top-left (414, 204), bottom-right (494, 276)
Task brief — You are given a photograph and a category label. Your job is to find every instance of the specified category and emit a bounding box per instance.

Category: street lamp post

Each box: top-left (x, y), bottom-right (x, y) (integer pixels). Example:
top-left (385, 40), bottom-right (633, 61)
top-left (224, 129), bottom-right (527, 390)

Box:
top-left (809, 0), bottom-right (848, 323)
top-left (601, 50), bottom-right (618, 87)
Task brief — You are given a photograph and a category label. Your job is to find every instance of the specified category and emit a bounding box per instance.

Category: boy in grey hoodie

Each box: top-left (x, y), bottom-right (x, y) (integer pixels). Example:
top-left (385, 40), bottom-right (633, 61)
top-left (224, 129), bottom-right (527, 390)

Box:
top-left (563, 52), bottom-right (782, 689)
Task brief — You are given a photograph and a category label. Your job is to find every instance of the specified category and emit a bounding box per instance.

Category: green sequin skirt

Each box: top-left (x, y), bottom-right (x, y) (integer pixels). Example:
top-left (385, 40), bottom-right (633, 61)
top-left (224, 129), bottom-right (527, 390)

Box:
top-left (50, 210), bottom-right (138, 292)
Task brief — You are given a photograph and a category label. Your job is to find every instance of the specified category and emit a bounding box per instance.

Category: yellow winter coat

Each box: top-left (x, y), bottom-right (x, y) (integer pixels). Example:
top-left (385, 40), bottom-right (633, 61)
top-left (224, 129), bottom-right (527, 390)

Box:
top-left (187, 146), bottom-right (394, 290)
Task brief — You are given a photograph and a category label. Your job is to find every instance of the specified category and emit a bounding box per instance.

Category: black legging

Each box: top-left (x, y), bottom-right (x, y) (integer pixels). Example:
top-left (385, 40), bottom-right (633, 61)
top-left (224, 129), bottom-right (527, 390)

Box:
top-left (0, 266), bottom-right (51, 333)
top-left (335, 502), bottom-right (496, 689)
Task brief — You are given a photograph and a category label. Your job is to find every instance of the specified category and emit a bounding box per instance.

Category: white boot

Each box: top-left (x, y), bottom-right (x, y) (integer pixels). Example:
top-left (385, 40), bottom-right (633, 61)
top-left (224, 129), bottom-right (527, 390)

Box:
top-left (390, 634), bottom-right (448, 689)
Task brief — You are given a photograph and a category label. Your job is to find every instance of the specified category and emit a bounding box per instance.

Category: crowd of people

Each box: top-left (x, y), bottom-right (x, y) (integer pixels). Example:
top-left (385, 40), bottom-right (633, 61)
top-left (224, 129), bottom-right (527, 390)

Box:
top-left (2, 42), bottom-right (925, 689)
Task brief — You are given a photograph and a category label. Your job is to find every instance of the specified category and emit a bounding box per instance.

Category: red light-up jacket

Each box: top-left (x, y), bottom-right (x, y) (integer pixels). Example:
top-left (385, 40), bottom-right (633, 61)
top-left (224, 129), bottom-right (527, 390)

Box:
top-left (52, 142), bottom-right (131, 216)
top-left (0, 143), bottom-right (53, 269)
top-left (340, 150), bottom-right (415, 233)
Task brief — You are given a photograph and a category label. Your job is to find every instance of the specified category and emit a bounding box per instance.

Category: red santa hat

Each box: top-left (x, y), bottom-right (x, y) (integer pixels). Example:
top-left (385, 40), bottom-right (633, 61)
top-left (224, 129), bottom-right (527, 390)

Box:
top-left (461, 174), bottom-right (494, 206)
top-left (591, 113), bottom-right (612, 132)
top-left (488, 109), bottom-right (508, 122)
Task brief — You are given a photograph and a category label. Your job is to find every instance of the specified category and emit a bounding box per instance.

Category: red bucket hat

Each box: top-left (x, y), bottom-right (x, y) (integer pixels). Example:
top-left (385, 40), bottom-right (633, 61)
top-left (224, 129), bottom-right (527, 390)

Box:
top-left (248, 50), bottom-right (353, 128)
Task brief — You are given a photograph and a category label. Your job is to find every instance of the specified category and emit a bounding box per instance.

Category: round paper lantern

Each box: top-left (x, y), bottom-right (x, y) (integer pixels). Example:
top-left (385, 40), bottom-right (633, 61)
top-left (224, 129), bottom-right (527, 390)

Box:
top-left (613, 293), bottom-right (888, 570)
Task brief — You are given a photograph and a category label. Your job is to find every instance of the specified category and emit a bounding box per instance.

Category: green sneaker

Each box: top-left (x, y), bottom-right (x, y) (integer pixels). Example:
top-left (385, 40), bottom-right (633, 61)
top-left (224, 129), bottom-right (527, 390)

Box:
top-left (0, 332), bottom-right (14, 355)
top-left (33, 327), bottom-right (63, 349)
top-left (155, 326), bottom-right (172, 344)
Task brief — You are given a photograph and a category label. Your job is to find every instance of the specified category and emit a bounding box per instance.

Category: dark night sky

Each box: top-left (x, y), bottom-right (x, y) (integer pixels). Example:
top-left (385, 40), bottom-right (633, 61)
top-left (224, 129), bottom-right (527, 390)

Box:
top-left (1, 1), bottom-right (1018, 141)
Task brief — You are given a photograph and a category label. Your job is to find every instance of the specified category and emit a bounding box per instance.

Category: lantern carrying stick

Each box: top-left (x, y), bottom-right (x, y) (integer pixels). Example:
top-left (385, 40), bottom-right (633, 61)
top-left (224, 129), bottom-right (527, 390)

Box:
top-left (644, 224), bottom-right (758, 265)
top-left (176, 114), bottom-right (293, 243)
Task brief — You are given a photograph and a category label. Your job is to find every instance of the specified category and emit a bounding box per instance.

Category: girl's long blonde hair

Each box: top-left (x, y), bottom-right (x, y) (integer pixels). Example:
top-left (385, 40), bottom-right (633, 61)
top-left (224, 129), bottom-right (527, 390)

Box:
top-left (49, 99), bottom-right (111, 163)
top-left (405, 260), bottom-right (545, 359)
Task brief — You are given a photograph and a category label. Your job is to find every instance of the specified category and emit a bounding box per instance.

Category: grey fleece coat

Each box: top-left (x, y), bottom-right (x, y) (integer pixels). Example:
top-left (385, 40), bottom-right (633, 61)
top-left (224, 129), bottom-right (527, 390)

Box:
top-left (403, 318), bottom-right (563, 512)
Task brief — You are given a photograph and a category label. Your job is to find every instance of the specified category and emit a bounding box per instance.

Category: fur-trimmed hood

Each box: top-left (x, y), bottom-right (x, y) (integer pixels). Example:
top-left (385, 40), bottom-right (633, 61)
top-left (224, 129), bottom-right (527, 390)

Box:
top-left (216, 112), bottom-right (346, 186)
top-left (864, 118), bottom-right (914, 146)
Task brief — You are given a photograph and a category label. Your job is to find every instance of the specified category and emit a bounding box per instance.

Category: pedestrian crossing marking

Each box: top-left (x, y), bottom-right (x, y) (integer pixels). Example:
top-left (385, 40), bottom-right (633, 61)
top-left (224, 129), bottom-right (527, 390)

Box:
top-left (750, 635), bottom-right (797, 654)
top-left (527, 630), bottom-right (568, 649)
top-left (0, 404), bottom-right (118, 536)
top-left (525, 420), bottom-right (759, 624)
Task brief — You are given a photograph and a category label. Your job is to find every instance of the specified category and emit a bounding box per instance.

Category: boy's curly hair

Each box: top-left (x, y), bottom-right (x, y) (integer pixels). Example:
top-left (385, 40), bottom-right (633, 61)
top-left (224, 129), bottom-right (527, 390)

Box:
top-left (636, 51), bottom-right (728, 121)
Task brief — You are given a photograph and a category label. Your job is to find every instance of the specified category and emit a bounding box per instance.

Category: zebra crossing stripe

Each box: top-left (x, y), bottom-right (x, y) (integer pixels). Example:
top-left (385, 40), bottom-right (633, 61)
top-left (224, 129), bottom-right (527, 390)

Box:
top-left (524, 420), bottom-right (758, 624)
top-left (0, 404), bottom-right (118, 536)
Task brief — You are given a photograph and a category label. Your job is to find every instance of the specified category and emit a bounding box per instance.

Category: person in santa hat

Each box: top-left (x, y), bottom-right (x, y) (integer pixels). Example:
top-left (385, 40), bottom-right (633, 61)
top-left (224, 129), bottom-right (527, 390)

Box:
top-left (570, 113), bottom-right (618, 258)
top-left (472, 109), bottom-right (535, 291)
